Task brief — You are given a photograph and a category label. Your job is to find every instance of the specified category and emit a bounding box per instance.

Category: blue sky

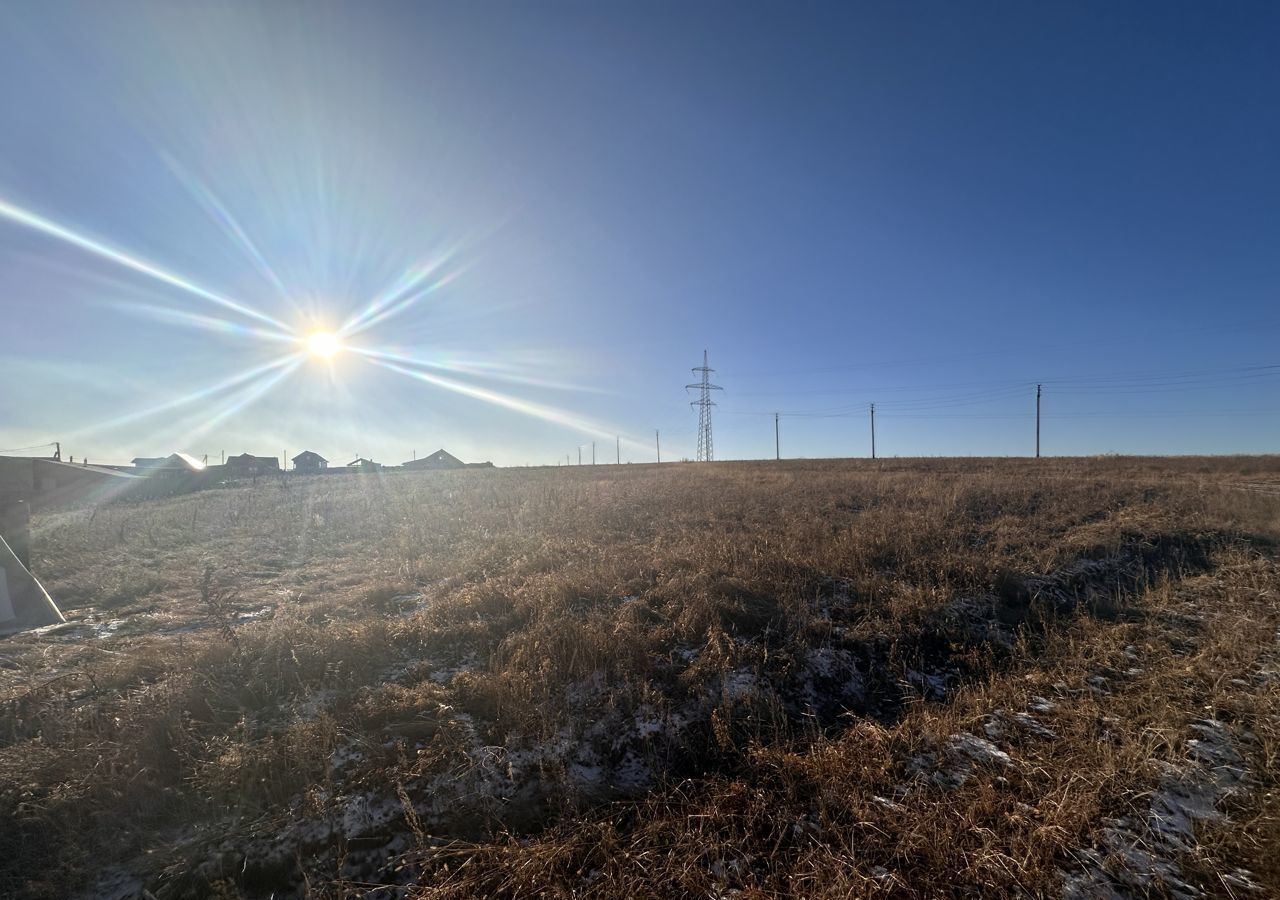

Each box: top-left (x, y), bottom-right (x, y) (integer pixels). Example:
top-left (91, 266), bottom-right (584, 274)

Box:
top-left (1, 1), bottom-right (1277, 466)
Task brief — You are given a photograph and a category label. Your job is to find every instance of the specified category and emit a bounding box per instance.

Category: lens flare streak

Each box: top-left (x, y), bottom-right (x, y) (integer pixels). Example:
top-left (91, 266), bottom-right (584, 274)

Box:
top-left (0, 195), bottom-right (290, 331)
top-left (174, 357), bottom-right (303, 445)
top-left (163, 155), bottom-right (297, 312)
top-left (338, 252), bottom-right (462, 338)
top-left (355, 347), bottom-right (606, 394)
top-left (367, 356), bottom-right (637, 447)
top-left (107, 302), bottom-right (297, 344)
top-left (67, 354), bottom-right (303, 439)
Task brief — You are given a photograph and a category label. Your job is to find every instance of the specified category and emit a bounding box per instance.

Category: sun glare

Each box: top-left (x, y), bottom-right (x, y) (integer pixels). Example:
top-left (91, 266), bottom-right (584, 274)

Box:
top-left (306, 331), bottom-right (342, 358)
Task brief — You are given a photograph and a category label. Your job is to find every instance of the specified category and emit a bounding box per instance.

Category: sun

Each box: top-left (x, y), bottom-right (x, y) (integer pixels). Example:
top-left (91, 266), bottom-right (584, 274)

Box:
top-left (305, 331), bottom-right (342, 358)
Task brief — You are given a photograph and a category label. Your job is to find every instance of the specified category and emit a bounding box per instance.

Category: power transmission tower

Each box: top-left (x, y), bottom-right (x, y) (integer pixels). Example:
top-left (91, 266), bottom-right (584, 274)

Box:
top-left (686, 350), bottom-right (723, 462)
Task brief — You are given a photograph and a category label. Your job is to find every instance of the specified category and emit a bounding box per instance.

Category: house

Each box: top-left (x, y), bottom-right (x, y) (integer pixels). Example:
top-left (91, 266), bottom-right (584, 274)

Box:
top-left (225, 453), bottom-right (280, 476)
top-left (401, 449), bottom-right (464, 471)
top-left (124, 453), bottom-right (206, 482)
top-left (291, 451), bottom-right (328, 473)
top-left (347, 457), bottom-right (382, 472)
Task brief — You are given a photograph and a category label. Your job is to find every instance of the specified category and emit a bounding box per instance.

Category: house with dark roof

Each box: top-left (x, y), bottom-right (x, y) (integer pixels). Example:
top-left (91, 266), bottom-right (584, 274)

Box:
top-left (224, 453), bottom-right (280, 476)
top-left (291, 450), bottom-right (328, 473)
top-left (133, 453), bottom-right (206, 479)
top-left (346, 457), bottom-right (382, 472)
top-left (401, 449), bottom-right (464, 471)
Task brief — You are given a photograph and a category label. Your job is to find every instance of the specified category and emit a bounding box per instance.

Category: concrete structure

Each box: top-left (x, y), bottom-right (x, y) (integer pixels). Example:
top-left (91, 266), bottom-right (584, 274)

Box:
top-left (0, 531), bottom-right (64, 633)
top-left (291, 450), bottom-right (328, 472)
top-left (402, 449), bottom-right (464, 470)
top-left (1, 456), bottom-right (139, 509)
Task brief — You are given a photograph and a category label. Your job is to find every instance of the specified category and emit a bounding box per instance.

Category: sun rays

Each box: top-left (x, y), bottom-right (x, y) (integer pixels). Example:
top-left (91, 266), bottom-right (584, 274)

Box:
top-left (0, 196), bottom-right (291, 333)
top-left (0, 190), bottom-right (618, 459)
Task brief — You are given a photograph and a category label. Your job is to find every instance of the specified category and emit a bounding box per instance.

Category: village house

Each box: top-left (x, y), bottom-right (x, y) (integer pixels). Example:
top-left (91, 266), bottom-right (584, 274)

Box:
top-left (401, 449), bottom-right (464, 471)
top-left (291, 450), bottom-right (328, 472)
top-left (134, 453), bottom-right (206, 480)
top-left (224, 453), bottom-right (280, 476)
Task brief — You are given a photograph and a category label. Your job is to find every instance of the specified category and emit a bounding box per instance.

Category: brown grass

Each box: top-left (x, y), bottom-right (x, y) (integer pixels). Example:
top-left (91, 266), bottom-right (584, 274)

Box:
top-left (1, 456), bottom-right (1277, 898)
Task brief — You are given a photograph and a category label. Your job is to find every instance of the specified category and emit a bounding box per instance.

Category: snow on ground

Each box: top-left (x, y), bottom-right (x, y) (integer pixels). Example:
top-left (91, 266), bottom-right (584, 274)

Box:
top-left (1061, 718), bottom-right (1260, 896)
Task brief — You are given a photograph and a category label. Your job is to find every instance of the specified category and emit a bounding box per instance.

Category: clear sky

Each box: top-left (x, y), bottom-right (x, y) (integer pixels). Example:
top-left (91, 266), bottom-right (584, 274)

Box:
top-left (1, 1), bottom-right (1277, 466)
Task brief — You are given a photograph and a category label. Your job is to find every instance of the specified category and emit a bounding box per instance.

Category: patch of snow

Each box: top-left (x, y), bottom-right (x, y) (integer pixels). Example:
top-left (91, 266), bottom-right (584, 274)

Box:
top-left (612, 749), bottom-right (653, 791)
top-left (633, 705), bottom-right (664, 738)
top-left (903, 668), bottom-right (949, 700)
top-left (1028, 695), bottom-right (1057, 714)
top-left (947, 733), bottom-right (1014, 768)
top-left (342, 793), bottom-right (400, 837)
top-left (428, 653), bottom-right (477, 684)
top-left (1060, 718), bottom-right (1258, 898)
top-left (73, 866), bottom-right (143, 900)
top-left (328, 740), bottom-right (365, 773)
top-left (722, 669), bottom-right (759, 701)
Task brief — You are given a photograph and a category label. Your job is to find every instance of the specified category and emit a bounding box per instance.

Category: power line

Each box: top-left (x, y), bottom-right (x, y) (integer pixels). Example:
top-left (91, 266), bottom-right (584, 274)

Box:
top-left (0, 441), bottom-right (56, 454)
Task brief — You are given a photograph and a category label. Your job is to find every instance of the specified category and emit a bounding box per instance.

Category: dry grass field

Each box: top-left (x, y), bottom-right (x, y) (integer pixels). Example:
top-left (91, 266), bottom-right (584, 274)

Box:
top-left (2, 457), bottom-right (1279, 899)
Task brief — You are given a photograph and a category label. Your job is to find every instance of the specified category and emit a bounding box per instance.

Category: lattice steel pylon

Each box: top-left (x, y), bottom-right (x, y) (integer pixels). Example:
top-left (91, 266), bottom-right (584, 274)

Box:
top-left (686, 350), bottom-right (723, 462)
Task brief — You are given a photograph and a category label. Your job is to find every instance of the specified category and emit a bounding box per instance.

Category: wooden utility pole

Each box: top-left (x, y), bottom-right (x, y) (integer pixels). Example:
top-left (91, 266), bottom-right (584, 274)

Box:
top-left (655, 429), bottom-right (661, 463)
top-left (775, 412), bottom-right (780, 460)
top-left (1035, 384), bottom-right (1042, 458)
top-left (592, 442), bottom-right (596, 465)
top-left (870, 403), bottom-right (876, 459)
top-left (616, 436), bottom-right (620, 464)
top-left (578, 446), bottom-right (581, 465)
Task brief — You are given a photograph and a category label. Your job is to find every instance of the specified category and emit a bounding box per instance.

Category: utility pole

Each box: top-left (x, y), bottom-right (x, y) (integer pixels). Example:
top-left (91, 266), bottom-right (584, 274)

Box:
top-left (655, 429), bottom-right (661, 463)
top-left (578, 446), bottom-right (581, 466)
top-left (616, 436), bottom-right (620, 465)
top-left (1035, 384), bottom-right (1042, 458)
top-left (686, 350), bottom-right (724, 461)
top-left (221, 450), bottom-right (225, 465)
top-left (592, 442), bottom-right (596, 465)
top-left (870, 403), bottom-right (876, 459)
top-left (775, 412), bottom-right (780, 460)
